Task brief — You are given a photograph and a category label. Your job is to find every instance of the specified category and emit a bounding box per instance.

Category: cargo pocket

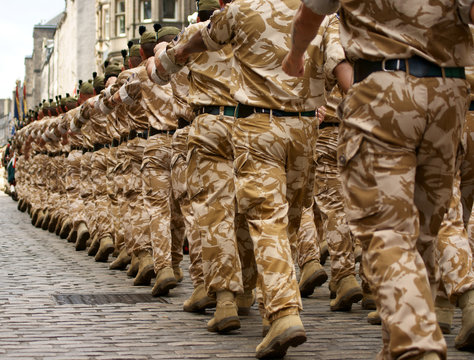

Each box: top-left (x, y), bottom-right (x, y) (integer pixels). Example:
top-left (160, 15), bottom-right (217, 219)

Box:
top-left (337, 132), bottom-right (381, 221)
top-left (171, 153), bottom-right (186, 200)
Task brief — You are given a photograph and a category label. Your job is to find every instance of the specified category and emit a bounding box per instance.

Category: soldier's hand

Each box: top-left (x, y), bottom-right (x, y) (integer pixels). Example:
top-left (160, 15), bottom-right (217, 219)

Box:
top-left (154, 41), bottom-right (167, 55)
top-left (317, 106), bottom-right (326, 124)
top-left (282, 51), bottom-right (304, 77)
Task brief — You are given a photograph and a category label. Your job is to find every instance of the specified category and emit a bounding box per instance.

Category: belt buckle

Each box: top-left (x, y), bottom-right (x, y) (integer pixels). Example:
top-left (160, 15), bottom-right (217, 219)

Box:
top-left (382, 59), bottom-right (401, 72)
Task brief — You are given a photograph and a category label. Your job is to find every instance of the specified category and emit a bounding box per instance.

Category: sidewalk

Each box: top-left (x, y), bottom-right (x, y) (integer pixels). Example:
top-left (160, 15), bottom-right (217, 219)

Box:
top-left (0, 193), bottom-right (471, 359)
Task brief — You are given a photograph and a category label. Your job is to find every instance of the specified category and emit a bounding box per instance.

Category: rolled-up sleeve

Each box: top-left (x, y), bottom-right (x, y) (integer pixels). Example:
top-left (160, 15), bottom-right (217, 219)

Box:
top-left (322, 14), bottom-right (346, 89)
top-left (302, 0), bottom-right (339, 15)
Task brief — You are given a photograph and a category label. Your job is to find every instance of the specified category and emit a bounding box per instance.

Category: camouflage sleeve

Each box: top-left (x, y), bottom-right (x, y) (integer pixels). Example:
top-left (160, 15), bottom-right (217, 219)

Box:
top-left (302, 0), bottom-right (339, 15)
top-left (119, 74), bottom-right (141, 105)
top-left (456, 0), bottom-right (474, 24)
top-left (201, 6), bottom-right (235, 51)
top-left (161, 24), bottom-right (198, 74)
top-left (322, 14), bottom-right (345, 89)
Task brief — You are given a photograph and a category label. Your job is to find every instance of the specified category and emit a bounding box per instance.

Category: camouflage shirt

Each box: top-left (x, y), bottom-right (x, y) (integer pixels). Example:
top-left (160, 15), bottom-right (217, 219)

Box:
top-left (333, 0), bottom-right (474, 66)
top-left (118, 63), bottom-right (177, 131)
top-left (198, 0), bottom-right (343, 112)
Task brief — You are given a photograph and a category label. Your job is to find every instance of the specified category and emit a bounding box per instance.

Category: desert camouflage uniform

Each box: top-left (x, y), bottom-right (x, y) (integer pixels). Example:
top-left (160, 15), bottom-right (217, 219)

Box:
top-left (115, 62), bottom-right (179, 273)
top-left (331, 0), bottom-right (473, 358)
top-left (193, 0), bottom-right (329, 320)
top-left (160, 20), bottom-right (257, 296)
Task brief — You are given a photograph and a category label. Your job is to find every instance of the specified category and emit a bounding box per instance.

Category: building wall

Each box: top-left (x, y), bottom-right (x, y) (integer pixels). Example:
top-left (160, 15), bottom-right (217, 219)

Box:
top-left (95, 0), bottom-right (196, 70)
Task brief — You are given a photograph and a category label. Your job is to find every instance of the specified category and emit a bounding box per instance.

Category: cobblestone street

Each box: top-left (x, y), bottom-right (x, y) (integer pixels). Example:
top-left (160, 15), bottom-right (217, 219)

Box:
top-left (0, 193), bottom-right (472, 360)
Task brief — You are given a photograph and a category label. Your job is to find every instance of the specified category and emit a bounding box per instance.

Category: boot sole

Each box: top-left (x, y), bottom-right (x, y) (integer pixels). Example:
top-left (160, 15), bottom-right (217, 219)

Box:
top-left (299, 270), bottom-right (328, 297)
top-left (133, 265), bottom-right (155, 286)
top-left (207, 316), bottom-right (241, 333)
top-left (330, 288), bottom-right (363, 311)
top-left (256, 326), bottom-right (307, 359)
top-left (95, 244), bottom-right (115, 262)
top-left (455, 326), bottom-right (474, 350)
top-left (75, 231), bottom-right (90, 251)
top-left (151, 277), bottom-right (178, 297)
top-left (183, 296), bottom-right (217, 313)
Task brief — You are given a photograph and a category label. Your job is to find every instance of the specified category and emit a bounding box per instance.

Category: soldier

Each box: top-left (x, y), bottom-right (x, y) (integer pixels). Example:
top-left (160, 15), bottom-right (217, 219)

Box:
top-left (284, 1), bottom-right (473, 359)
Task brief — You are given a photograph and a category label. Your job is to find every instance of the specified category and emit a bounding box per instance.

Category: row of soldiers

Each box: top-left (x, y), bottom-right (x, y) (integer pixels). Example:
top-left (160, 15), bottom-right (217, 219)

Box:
top-left (6, 0), bottom-right (474, 359)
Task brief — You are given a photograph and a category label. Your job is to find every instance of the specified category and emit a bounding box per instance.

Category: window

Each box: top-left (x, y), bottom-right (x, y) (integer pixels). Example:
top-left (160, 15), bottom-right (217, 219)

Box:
top-left (116, 0), bottom-right (126, 36)
top-left (140, 0), bottom-right (152, 22)
top-left (104, 7), bottom-right (110, 40)
top-left (162, 0), bottom-right (177, 20)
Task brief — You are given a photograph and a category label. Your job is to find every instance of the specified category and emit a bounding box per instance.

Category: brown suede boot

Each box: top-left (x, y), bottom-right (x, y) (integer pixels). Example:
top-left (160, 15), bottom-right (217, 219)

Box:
top-left (298, 259), bottom-right (328, 297)
top-left (109, 248), bottom-right (131, 270)
top-left (127, 254), bottom-right (139, 277)
top-left (34, 210), bottom-right (45, 228)
top-left (330, 275), bottom-right (363, 311)
top-left (75, 222), bottom-right (90, 251)
top-left (361, 292), bottom-right (377, 310)
top-left (207, 290), bottom-right (240, 333)
top-left (255, 314), bottom-right (306, 359)
top-left (455, 289), bottom-right (474, 350)
top-left (151, 267), bottom-right (177, 296)
top-left (59, 219), bottom-right (72, 239)
top-left (41, 211), bottom-right (51, 230)
top-left (48, 214), bottom-right (59, 233)
top-left (173, 267), bottom-right (184, 283)
top-left (236, 289), bottom-right (256, 315)
top-left (94, 236), bottom-right (114, 262)
top-left (367, 310), bottom-right (381, 325)
top-left (435, 296), bottom-right (454, 335)
top-left (87, 234), bottom-right (100, 256)
top-left (183, 283), bottom-right (216, 313)
top-left (133, 250), bottom-right (155, 286)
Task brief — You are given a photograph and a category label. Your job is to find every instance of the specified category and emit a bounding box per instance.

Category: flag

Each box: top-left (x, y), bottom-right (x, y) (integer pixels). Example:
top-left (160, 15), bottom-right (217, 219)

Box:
top-left (13, 81), bottom-right (20, 129)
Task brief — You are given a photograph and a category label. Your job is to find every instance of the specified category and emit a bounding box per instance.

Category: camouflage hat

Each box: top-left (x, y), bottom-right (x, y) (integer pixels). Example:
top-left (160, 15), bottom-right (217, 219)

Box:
top-left (80, 79), bottom-right (94, 95)
top-left (157, 26), bottom-right (180, 41)
top-left (92, 72), bottom-right (105, 90)
top-left (198, 0), bottom-right (220, 11)
top-left (139, 25), bottom-right (156, 45)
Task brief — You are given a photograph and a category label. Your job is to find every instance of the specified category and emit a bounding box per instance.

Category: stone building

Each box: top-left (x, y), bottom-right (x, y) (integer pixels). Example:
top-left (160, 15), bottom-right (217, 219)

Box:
top-left (95, 0), bottom-right (196, 68)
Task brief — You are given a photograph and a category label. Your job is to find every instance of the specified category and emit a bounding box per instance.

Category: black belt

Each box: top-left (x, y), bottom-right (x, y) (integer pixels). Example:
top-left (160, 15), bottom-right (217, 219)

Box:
top-left (93, 143), bottom-right (109, 152)
top-left (319, 122), bottom-right (339, 130)
top-left (236, 104), bottom-right (316, 119)
top-left (82, 148), bottom-right (93, 154)
top-left (178, 117), bottom-right (191, 129)
top-left (353, 56), bottom-right (466, 84)
top-left (120, 134), bottom-right (128, 144)
top-left (470, 101), bottom-right (474, 112)
top-left (149, 127), bottom-right (176, 137)
top-left (111, 138), bottom-right (120, 147)
top-left (70, 146), bottom-right (82, 151)
top-left (195, 105), bottom-right (236, 117)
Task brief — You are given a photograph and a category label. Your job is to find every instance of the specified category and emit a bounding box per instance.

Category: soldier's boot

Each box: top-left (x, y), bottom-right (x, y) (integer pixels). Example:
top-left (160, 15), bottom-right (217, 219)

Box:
top-left (207, 290), bottom-right (240, 333)
top-left (55, 216), bottom-right (63, 236)
top-left (183, 283), bottom-right (216, 313)
top-left (262, 317), bottom-right (271, 338)
top-left (30, 208), bottom-right (37, 223)
top-left (17, 199), bottom-right (24, 212)
top-left (27, 203), bottom-right (32, 215)
top-left (255, 314), bottom-right (306, 359)
top-left (75, 222), bottom-right (90, 251)
top-left (67, 227), bottom-right (77, 243)
top-left (22, 200), bottom-right (29, 213)
top-left (236, 289), bottom-right (256, 316)
top-left (173, 267), bottom-right (184, 283)
top-left (94, 236), bottom-right (114, 262)
top-left (330, 275), bottom-right (363, 311)
top-left (319, 240), bottom-right (329, 266)
top-left (151, 267), bottom-right (177, 296)
top-left (34, 210), bottom-right (45, 228)
top-left (298, 259), bottom-right (328, 297)
top-left (367, 310), bottom-right (381, 325)
top-left (133, 251), bottom-right (155, 286)
top-left (127, 254), bottom-right (139, 277)
top-left (455, 289), bottom-right (474, 350)
top-left (109, 248), bottom-right (131, 270)
top-left (361, 292), bottom-right (377, 310)
top-left (48, 214), bottom-right (59, 233)
top-left (87, 234), bottom-right (100, 256)
top-left (354, 244), bottom-right (362, 264)
top-left (41, 211), bottom-right (51, 230)
top-left (329, 279), bottom-right (337, 299)
top-left (435, 296), bottom-right (454, 334)
top-left (59, 219), bottom-right (72, 239)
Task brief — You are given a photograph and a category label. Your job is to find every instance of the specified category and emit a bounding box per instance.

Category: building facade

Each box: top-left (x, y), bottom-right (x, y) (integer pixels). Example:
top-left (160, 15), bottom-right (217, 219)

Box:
top-left (95, 0), bottom-right (196, 68)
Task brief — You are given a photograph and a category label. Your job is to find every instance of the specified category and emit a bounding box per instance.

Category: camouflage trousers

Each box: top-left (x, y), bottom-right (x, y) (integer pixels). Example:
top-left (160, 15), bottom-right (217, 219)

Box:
top-left (90, 148), bottom-right (113, 241)
top-left (141, 133), bottom-right (183, 273)
top-left (233, 112), bottom-right (315, 321)
top-left (115, 142), bottom-right (132, 253)
top-left (80, 151), bottom-right (96, 237)
top-left (37, 154), bottom-right (49, 212)
top-left (437, 172), bottom-right (474, 303)
top-left (106, 146), bottom-right (122, 247)
top-left (338, 72), bottom-right (469, 359)
top-left (124, 136), bottom-right (149, 256)
top-left (172, 126), bottom-right (200, 284)
top-left (297, 201), bottom-right (321, 268)
top-left (460, 110), bottom-right (474, 226)
top-left (187, 112), bottom-right (257, 296)
top-left (15, 155), bottom-right (26, 201)
top-left (65, 150), bottom-right (85, 229)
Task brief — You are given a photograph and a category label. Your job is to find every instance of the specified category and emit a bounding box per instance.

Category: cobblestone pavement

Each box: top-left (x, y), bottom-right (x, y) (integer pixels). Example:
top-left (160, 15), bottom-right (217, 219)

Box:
top-left (0, 193), bottom-right (472, 360)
